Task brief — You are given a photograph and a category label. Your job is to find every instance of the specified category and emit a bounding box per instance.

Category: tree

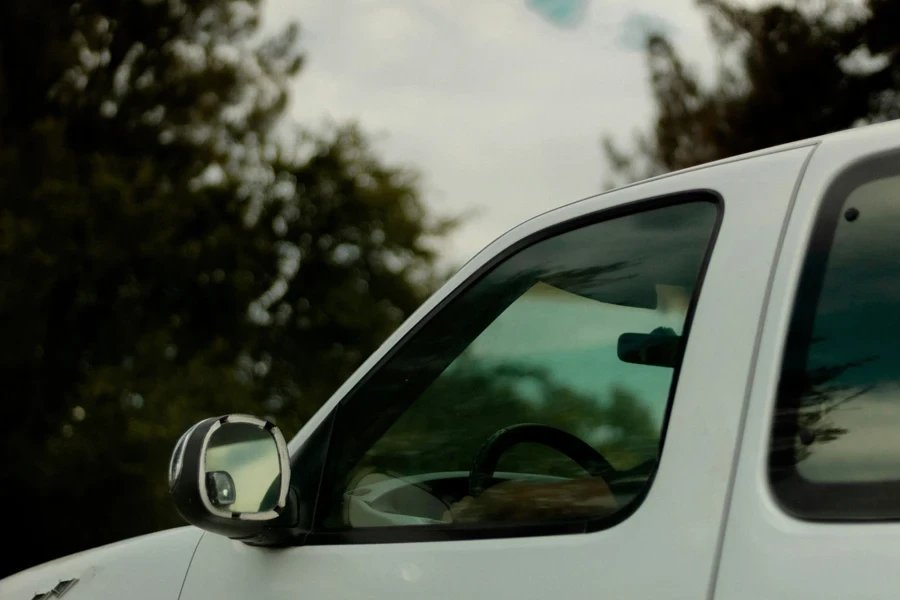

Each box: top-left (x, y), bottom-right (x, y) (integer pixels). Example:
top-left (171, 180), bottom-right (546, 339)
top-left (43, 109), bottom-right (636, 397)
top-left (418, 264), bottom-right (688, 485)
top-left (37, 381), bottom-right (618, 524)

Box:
top-left (603, 0), bottom-right (900, 188)
top-left (0, 0), bottom-right (451, 576)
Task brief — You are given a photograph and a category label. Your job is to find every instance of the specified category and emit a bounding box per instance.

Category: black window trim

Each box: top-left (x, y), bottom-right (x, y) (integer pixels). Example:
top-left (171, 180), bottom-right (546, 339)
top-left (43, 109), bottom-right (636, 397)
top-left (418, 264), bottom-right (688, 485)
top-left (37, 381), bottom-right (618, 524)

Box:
top-left (769, 149), bottom-right (900, 521)
top-left (296, 189), bottom-right (725, 546)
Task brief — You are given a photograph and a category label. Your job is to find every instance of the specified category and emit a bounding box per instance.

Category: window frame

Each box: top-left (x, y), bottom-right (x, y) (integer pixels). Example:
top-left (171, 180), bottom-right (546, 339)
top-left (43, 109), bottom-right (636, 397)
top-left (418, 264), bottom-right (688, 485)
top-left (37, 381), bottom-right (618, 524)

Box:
top-left (301, 190), bottom-right (724, 546)
top-left (769, 149), bottom-right (900, 521)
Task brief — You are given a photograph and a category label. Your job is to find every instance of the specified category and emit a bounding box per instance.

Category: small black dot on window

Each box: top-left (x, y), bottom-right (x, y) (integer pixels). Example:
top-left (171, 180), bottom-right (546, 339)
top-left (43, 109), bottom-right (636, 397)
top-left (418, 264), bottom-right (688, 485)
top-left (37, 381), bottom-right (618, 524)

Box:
top-left (799, 428), bottom-right (816, 446)
top-left (844, 207), bottom-right (860, 222)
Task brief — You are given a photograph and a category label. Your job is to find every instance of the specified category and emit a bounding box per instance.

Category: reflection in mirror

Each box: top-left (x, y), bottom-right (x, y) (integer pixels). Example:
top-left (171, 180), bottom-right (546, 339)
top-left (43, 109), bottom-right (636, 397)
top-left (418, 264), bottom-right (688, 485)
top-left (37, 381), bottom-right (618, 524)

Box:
top-left (206, 471), bottom-right (237, 507)
top-left (205, 423), bottom-right (281, 514)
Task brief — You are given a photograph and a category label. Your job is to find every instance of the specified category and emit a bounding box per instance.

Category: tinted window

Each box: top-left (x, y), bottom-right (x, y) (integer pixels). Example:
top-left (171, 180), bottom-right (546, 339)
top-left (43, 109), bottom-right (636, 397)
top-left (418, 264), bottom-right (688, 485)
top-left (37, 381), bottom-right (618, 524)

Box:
top-left (318, 196), bottom-right (720, 536)
top-left (771, 154), bottom-right (900, 519)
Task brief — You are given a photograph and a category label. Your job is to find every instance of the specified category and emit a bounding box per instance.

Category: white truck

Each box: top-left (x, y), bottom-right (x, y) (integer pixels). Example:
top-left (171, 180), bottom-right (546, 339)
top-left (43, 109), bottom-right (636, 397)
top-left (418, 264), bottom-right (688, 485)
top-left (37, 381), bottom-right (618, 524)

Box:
top-left (6, 121), bottom-right (900, 600)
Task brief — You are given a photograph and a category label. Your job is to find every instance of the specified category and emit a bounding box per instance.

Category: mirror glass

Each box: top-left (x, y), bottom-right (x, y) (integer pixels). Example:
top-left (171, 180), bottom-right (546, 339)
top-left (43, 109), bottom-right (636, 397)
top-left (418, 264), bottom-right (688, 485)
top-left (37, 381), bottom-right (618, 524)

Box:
top-left (204, 422), bottom-right (281, 514)
top-left (617, 329), bottom-right (681, 368)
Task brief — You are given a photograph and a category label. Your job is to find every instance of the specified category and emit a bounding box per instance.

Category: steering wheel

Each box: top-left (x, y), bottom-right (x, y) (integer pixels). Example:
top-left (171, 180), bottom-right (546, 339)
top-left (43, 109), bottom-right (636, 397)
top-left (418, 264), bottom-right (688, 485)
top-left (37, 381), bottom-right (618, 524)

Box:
top-left (468, 423), bottom-right (618, 497)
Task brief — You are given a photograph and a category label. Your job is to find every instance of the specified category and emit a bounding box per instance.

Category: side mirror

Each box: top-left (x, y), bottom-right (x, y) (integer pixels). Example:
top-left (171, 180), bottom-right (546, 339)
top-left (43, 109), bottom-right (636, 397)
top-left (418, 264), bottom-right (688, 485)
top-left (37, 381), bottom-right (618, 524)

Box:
top-left (168, 414), bottom-right (292, 539)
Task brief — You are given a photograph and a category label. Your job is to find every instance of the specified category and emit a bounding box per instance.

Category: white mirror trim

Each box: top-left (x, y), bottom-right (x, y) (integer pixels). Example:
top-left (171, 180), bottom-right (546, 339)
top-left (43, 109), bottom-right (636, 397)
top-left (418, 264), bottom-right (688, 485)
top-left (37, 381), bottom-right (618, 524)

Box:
top-left (197, 414), bottom-right (291, 521)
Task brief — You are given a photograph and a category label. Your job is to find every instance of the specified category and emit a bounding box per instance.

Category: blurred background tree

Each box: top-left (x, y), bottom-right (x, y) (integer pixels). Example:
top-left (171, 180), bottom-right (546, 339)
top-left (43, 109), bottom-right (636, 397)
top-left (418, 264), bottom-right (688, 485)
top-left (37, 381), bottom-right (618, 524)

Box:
top-left (603, 0), bottom-right (900, 187)
top-left (0, 0), bottom-right (452, 576)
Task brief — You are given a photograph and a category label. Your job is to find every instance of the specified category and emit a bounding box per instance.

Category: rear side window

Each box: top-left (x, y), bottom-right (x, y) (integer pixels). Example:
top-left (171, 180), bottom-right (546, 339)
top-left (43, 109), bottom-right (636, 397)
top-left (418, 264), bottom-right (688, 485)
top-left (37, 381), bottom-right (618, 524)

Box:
top-left (770, 153), bottom-right (900, 519)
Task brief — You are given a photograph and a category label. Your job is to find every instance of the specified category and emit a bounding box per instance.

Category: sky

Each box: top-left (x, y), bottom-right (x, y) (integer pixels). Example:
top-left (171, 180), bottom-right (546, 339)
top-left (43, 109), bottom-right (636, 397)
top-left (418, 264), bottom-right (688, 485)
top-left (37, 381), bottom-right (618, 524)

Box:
top-left (260, 0), bottom-right (731, 264)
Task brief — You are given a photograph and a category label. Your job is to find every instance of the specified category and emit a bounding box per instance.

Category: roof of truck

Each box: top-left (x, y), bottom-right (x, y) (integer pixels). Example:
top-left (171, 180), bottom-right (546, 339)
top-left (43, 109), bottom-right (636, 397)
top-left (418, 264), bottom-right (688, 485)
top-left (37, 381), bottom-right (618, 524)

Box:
top-left (605, 119), bottom-right (900, 197)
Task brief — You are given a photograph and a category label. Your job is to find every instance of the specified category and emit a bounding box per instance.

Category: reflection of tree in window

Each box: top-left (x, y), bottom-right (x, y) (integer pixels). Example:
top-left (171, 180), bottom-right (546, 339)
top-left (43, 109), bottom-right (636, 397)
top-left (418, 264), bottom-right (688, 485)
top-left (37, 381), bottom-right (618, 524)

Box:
top-left (773, 343), bottom-right (876, 467)
top-left (361, 358), bottom-right (659, 478)
top-left (772, 175), bottom-right (900, 481)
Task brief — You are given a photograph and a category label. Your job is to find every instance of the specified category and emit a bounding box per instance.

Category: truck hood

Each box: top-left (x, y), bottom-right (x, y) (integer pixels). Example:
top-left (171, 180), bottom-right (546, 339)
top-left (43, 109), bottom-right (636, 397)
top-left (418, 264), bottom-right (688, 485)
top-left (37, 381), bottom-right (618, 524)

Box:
top-left (0, 526), bottom-right (204, 600)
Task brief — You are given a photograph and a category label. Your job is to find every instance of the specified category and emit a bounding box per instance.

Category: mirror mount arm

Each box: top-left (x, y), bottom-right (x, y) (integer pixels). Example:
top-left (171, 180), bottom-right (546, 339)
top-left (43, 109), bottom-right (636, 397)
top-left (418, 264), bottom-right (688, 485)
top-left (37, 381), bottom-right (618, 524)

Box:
top-left (240, 487), bottom-right (309, 546)
top-left (248, 410), bottom-right (337, 546)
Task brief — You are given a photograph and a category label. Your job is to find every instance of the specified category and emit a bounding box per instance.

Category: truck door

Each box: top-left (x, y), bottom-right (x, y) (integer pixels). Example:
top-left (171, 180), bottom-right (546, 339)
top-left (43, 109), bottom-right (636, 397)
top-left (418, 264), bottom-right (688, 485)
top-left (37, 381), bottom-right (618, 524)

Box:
top-left (179, 146), bottom-right (811, 600)
top-left (714, 122), bottom-right (900, 600)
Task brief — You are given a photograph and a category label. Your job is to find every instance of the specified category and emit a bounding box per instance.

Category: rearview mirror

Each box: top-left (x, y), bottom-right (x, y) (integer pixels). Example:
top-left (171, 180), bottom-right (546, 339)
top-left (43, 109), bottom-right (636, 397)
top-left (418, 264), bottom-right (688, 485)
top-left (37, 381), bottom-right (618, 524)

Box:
top-left (169, 414), bottom-right (292, 538)
top-left (617, 329), bottom-right (681, 368)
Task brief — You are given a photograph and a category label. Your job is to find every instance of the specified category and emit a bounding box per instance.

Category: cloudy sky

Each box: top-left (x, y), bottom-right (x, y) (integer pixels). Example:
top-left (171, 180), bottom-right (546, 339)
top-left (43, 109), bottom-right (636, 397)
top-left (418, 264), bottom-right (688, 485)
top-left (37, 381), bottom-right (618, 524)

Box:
top-left (262, 0), bottom-right (731, 264)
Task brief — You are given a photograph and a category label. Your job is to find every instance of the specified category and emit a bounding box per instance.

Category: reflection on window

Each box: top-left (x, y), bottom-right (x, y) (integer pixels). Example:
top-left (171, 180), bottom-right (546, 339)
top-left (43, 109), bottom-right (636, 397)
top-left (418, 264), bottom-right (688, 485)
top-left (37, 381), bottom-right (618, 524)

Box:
top-left (324, 199), bottom-right (719, 530)
top-left (364, 281), bottom-right (683, 478)
top-left (771, 168), bottom-right (900, 519)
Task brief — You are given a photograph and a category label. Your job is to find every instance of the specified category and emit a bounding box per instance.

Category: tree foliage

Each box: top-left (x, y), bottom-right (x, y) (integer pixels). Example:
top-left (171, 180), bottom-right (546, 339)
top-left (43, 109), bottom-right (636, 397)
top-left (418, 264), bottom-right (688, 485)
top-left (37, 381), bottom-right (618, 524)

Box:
top-left (603, 0), bottom-right (900, 187)
top-left (0, 0), bottom-right (451, 576)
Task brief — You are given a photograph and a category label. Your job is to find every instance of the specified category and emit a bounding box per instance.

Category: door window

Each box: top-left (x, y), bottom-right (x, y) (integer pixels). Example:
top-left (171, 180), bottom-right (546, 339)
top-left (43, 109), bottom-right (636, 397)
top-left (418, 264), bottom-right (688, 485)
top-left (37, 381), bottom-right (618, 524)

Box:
top-left (317, 195), bottom-right (720, 537)
top-left (770, 153), bottom-right (900, 519)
